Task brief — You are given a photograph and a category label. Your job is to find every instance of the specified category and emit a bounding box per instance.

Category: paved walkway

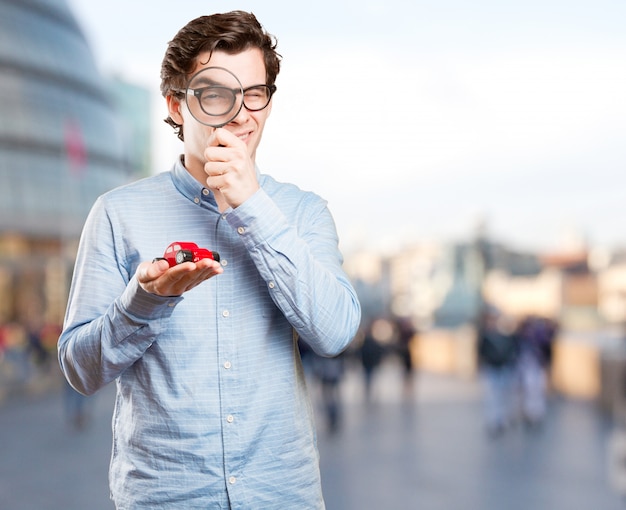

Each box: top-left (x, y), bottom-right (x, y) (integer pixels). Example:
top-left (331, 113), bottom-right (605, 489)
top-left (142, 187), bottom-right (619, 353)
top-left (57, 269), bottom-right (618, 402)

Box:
top-left (316, 360), bottom-right (625, 509)
top-left (0, 361), bottom-right (624, 509)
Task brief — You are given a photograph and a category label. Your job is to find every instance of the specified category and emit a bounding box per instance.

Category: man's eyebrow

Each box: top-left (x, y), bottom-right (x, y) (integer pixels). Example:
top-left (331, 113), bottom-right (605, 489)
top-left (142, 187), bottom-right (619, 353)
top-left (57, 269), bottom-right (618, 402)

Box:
top-left (192, 78), bottom-right (226, 87)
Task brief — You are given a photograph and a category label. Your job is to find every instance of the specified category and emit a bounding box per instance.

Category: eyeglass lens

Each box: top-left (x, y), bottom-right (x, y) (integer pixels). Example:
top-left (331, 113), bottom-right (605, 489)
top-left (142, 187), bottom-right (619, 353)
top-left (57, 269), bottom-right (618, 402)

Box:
top-left (186, 67), bottom-right (244, 127)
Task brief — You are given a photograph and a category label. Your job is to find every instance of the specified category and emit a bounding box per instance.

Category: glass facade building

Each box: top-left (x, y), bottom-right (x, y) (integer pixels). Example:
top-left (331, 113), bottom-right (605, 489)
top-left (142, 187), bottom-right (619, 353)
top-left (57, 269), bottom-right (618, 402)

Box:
top-left (0, 0), bottom-right (132, 331)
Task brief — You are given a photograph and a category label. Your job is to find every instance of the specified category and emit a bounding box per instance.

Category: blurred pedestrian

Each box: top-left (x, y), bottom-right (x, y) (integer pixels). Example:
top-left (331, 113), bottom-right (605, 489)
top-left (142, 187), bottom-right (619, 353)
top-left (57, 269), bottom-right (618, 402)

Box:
top-left (515, 315), bottom-right (557, 428)
top-left (394, 316), bottom-right (417, 398)
top-left (64, 379), bottom-right (91, 430)
top-left (311, 352), bottom-right (345, 434)
top-left (298, 337), bottom-right (315, 377)
top-left (25, 320), bottom-right (49, 369)
top-left (0, 322), bottom-right (31, 383)
top-left (0, 323), bottom-right (6, 364)
top-left (477, 307), bottom-right (520, 437)
top-left (359, 320), bottom-right (386, 402)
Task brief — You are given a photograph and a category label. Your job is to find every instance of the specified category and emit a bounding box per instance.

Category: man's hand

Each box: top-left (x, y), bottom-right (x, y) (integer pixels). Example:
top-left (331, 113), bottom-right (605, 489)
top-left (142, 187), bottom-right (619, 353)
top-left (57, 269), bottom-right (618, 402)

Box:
top-left (136, 257), bottom-right (223, 297)
top-left (204, 128), bottom-right (259, 211)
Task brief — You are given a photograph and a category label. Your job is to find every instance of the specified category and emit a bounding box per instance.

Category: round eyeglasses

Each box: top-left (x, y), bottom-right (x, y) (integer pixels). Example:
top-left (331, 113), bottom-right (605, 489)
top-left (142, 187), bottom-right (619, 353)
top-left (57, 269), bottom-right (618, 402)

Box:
top-left (177, 67), bottom-right (276, 128)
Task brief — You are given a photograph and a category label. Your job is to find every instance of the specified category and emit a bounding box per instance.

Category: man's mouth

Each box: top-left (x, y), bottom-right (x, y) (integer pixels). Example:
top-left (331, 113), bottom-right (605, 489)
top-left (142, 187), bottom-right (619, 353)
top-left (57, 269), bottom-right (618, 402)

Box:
top-left (235, 131), bottom-right (251, 143)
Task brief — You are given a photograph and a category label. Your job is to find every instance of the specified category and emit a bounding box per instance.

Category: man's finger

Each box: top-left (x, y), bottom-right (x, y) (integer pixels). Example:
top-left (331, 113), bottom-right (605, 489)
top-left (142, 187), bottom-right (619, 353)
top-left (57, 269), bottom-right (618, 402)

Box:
top-left (137, 259), bottom-right (169, 283)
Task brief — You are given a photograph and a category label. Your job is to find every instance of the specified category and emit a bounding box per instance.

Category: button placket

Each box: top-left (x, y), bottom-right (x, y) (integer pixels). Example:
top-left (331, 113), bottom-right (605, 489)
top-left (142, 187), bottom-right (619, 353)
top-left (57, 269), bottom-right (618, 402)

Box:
top-left (214, 216), bottom-right (241, 495)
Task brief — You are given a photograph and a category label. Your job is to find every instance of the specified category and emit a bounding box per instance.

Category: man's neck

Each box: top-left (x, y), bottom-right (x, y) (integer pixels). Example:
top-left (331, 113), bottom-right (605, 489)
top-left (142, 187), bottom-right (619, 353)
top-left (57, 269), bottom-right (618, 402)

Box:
top-left (181, 153), bottom-right (230, 212)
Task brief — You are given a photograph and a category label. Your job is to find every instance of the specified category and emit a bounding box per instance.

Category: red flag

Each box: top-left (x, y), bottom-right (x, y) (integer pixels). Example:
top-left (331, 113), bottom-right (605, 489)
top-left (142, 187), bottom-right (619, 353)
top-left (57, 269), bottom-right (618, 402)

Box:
top-left (64, 118), bottom-right (87, 177)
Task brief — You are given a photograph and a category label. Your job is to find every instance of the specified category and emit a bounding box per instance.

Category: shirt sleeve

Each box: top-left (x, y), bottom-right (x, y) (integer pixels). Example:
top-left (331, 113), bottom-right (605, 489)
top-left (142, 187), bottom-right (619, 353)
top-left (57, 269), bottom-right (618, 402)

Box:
top-left (224, 187), bottom-right (361, 357)
top-left (57, 196), bottom-right (183, 395)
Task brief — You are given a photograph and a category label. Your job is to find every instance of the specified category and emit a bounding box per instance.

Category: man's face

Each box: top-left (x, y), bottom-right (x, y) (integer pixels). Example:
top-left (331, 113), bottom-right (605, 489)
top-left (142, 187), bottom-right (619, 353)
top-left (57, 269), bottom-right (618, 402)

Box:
top-left (170, 48), bottom-right (272, 172)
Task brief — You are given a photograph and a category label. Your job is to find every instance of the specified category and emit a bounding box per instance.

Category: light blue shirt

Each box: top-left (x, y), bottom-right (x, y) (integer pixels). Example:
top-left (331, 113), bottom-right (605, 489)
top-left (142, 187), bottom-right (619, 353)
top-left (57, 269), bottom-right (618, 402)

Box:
top-left (58, 158), bottom-right (361, 509)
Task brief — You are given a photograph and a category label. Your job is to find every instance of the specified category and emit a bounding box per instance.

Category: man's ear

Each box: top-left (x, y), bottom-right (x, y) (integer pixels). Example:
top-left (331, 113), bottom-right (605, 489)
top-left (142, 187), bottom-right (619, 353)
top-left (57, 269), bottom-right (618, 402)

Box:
top-left (166, 95), bottom-right (184, 124)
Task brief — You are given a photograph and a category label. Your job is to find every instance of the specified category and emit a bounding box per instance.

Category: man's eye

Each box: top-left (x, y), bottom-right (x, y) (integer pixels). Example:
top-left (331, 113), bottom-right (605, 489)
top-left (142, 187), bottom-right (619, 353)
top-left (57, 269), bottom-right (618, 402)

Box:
top-left (202, 88), bottom-right (230, 100)
top-left (245, 88), bottom-right (266, 99)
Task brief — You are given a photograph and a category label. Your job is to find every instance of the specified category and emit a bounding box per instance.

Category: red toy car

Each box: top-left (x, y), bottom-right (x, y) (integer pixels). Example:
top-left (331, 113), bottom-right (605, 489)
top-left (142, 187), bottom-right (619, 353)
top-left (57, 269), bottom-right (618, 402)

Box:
top-left (156, 242), bottom-right (220, 267)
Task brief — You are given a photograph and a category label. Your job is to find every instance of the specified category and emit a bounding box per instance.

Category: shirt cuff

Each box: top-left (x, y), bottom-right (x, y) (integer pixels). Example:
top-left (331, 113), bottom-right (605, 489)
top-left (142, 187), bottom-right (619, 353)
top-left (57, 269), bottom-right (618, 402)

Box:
top-left (225, 188), bottom-right (286, 247)
top-left (119, 277), bottom-right (184, 321)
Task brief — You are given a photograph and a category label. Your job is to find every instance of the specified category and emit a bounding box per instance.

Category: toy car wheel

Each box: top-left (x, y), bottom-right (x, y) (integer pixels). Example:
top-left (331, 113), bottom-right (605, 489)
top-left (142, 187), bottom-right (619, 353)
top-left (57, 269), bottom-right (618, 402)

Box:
top-left (175, 250), bottom-right (192, 264)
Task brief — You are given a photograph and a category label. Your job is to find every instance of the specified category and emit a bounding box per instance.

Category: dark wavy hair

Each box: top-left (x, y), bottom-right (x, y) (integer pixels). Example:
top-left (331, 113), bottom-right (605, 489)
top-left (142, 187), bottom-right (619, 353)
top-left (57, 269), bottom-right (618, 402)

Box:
top-left (160, 11), bottom-right (281, 141)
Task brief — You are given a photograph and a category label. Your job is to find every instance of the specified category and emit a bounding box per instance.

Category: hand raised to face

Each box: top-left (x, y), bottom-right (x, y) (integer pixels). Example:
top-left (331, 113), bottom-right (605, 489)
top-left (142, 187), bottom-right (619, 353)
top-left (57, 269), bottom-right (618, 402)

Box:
top-left (204, 128), bottom-right (260, 211)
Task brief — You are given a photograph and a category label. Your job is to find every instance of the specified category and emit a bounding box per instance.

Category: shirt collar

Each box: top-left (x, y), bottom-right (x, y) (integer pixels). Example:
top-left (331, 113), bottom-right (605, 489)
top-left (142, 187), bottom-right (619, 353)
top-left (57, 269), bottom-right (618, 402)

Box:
top-left (170, 155), bottom-right (264, 207)
top-left (171, 155), bottom-right (216, 206)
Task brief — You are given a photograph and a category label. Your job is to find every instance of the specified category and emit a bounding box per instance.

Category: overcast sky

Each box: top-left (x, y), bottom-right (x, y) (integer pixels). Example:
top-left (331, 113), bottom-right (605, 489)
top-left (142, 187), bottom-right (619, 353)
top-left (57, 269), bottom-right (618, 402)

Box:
top-left (67, 0), bottom-right (626, 255)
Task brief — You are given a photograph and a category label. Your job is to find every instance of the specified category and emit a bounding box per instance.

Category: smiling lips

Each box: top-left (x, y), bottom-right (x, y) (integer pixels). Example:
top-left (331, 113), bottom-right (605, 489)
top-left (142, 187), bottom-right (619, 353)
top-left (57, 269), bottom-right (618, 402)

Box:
top-left (235, 130), bottom-right (251, 142)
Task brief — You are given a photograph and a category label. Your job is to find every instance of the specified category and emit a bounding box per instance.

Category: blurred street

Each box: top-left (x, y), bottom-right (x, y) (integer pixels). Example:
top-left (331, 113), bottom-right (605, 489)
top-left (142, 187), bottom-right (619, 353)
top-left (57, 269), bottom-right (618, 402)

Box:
top-left (0, 360), bottom-right (624, 510)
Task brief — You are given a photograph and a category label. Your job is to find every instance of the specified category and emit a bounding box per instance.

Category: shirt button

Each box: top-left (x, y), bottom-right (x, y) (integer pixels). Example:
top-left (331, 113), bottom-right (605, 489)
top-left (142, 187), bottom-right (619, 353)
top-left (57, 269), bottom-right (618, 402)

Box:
top-left (224, 361), bottom-right (232, 369)
top-left (193, 197), bottom-right (200, 204)
top-left (268, 281), bottom-right (275, 289)
top-left (221, 259), bottom-right (228, 267)
top-left (227, 415), bottom-right (234, 423)
top-left (202, 188), bottom-right (210, 196)
top-left (237, 226), bottom-right (245, 235)
top-left (229, 476), bottom-right (237, 485)
top-left (222, 310), bottom-right (230, 317)
top-left (222, 214), bottom-right (227, 220)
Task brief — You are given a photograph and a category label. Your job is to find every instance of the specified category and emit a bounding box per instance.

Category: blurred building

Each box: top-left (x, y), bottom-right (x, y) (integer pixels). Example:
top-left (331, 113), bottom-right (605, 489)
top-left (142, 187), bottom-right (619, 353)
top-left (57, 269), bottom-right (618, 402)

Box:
top-left (108, 77), bottom-right (153, 178)
top-left (0, 0), bottom-right (142, 331)
top-left (345, 237), bottom-right (626, 398)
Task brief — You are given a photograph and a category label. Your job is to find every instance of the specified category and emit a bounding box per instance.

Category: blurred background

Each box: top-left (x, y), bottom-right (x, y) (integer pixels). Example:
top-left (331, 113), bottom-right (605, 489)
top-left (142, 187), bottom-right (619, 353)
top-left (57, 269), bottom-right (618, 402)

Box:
top-left (1, 0), bottom-right (626, 508)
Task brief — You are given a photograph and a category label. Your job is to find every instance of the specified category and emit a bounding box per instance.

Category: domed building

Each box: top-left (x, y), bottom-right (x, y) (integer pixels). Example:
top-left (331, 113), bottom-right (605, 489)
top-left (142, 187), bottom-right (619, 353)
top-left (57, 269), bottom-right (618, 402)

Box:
top-left (0, 0), bottom-right (132, 334)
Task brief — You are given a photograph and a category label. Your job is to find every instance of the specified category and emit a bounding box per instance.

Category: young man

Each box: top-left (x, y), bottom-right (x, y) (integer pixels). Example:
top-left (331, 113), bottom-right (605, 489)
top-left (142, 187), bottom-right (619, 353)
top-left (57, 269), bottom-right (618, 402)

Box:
top-left (58, 11), bottom-right (361, 509)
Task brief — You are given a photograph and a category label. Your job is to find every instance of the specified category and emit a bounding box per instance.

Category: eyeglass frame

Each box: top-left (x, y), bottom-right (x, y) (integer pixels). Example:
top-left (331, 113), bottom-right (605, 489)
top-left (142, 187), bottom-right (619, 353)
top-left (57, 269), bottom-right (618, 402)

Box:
top-left (191, 83), bottom-right (276, 113)
top-left (173, 82), bottom-right (277, 120)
